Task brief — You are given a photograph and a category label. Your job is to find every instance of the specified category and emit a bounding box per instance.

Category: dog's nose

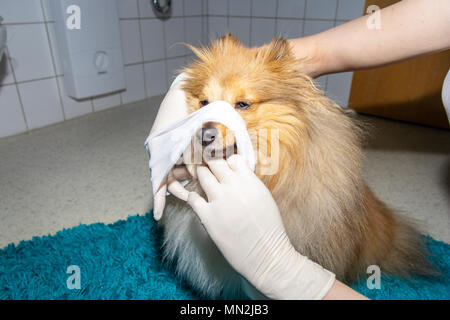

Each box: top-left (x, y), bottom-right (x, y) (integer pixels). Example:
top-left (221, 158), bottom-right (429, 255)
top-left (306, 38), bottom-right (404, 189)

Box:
top-left (196, 126), bottom-right (218, 146)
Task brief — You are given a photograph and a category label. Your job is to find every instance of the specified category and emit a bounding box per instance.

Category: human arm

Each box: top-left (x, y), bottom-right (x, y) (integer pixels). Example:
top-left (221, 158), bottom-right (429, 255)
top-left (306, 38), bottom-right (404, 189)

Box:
top-left (288, 0), bottom-right (450, 78)
top-left (323, 279), bottom-right (368, 300)
top-left (186, 154), bottom-right (368, 300)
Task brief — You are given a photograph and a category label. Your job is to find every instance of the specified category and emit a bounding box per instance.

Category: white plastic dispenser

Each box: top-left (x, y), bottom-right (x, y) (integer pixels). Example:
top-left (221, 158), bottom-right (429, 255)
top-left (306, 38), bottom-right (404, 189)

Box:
top-left (50, 0), bottom-right (125, 99)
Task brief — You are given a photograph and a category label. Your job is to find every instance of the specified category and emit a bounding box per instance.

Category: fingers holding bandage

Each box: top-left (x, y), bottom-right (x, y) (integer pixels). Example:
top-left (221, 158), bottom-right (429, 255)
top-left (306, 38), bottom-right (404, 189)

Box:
top-left (184, 154), bottom-right (336, 300)
top-left (167, 166), bottom-right (190, 200)
top-left (153, 165), bottom-right (191, 221)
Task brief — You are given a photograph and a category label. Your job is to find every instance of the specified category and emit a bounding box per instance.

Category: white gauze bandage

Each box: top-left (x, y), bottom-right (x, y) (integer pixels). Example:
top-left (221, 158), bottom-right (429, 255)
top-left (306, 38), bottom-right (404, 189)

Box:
top-left (145, 100), bottom-right (256, 195)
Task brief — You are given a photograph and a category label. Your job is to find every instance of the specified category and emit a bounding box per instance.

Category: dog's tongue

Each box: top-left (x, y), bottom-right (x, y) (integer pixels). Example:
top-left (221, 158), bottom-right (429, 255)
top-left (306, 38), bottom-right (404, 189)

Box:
top-left (144, 101), bottom-right (256, 195)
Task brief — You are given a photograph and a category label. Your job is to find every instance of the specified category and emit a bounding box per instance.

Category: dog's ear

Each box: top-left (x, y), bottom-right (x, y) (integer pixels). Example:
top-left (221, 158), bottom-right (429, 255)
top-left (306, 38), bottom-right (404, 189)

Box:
top-left (205, 32), bottom-right (242, 53)
top-left (218, 32), bottom-right (240, 45)
top-left (259, 38), bottom-right (291, 62)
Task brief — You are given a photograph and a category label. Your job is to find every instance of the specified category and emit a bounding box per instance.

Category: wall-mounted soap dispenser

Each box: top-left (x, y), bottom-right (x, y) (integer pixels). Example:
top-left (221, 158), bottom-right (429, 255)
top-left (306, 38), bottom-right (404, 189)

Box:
top-left (50, 0), bottom-right (125, 100)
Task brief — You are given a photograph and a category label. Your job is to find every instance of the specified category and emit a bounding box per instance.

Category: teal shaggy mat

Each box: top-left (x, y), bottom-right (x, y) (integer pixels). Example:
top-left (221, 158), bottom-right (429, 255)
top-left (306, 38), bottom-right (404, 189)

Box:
top-left (0, 212), bottom-right (449, 300)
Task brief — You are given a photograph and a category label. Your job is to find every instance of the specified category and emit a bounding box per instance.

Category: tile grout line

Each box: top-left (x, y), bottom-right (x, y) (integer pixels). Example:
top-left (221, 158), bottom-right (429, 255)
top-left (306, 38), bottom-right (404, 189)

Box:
top-left (182, 0), bottom-right (188, 63)
top-left (119, 15), bottom-right (202, 20)
top-left (205, 0), bottom-right (209, 43)
top-left (226, 0), bottom-right (230, 31)
top-left (1, 21), bottom-right (50, 26)
top-left (135, 0), bottom-right (149, 99)
top-left (335, 0), bottom-right (341, 24)
top-left (2, 75), bottom-right (55, 86)
top-left (274, 0), bottom-right (279, 38)
top-left (5, 46), bottom-right (29, 131)
top-left (0, 55), bottom-right (193, 89)
top-left (39, 0), bottom-right (66, 121)
top-left (200, 0), bottom-right (204, 45)
top-left (301, 0), bottom-right (308, 37)
top-left (324, 0), bottom-right (342, 93)
top-left (118, 86), bottom-right (124, 106)
top-left (13, 15), bottom-right (346, 22)
top-left (249, 0), bottom-right (253, 46)
top-left (162, 17), bottom-right (169, 90)
top-left (208, 14), bottom-right (347, 21)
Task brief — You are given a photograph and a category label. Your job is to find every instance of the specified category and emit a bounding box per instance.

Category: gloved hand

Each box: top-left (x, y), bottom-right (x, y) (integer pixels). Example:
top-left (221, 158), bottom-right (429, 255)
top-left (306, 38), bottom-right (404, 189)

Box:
top-left (150, 73), bottom-right (191, 220)
top-left (187, 155), bottom-right (336, 300)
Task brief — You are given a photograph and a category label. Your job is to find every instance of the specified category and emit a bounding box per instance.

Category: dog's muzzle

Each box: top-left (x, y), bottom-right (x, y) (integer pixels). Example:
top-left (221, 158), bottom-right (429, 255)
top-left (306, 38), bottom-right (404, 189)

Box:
top-left (196, 125), bottom-right (219, 146)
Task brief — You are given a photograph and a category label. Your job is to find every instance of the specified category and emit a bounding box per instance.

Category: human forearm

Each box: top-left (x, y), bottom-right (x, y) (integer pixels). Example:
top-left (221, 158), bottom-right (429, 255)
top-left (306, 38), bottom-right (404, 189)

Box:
top-left (253, 246), bottom-right (367, 300)
top-left (322, 279), bottom-right (369, 300)
top-left (289, 0), bottom-right (450, 77)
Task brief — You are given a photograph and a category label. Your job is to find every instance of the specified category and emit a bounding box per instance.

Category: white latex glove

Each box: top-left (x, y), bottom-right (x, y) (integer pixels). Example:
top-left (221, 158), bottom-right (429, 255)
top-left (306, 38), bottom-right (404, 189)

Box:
top-left (150, 73), bottom-right (191, 220)
top-left (187, 154), bottom-right (336, 300)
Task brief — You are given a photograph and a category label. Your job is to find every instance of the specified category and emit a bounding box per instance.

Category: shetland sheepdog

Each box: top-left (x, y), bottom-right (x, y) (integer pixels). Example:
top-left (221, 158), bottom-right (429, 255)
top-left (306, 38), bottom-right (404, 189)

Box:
top-left (159, 34), bottom-right (432, 299)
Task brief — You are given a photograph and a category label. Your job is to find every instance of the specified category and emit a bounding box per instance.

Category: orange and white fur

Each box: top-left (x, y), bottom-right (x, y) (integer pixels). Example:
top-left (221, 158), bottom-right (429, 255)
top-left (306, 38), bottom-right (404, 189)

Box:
top-left (159, 35), bottom-right (432, 299)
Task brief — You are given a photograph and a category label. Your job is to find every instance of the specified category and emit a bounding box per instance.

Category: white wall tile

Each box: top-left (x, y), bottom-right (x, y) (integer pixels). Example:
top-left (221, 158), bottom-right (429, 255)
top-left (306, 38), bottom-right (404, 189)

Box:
top-left (334, 19), bottom-right (347, 28)
top-left (208, 16), bottom-right (228, 40)
top-left (0, 85), bottom-right (27, 137)
top-left (41, 0), bottom-right (53, 21)
top-left (303, 20), bottom-right (334, 37)
top-left (276, 19), bottom-right (303, 39)
top-left (229, 18), bottom-right (251, 47)
top-left (208, 0), bottom-right (228, 15)
top-left (336, 0), bottom-right (365, 21)
top-left (326, 71), bottom-right (353, 107)
top-left (121, 64), bottom-right (146, 104)
top-left (185, 0), bottom-right (203, 16)
top-left (0, 52), bottom-right (16, 86)
top-left (18, 78), bottom-right (63, 130)
top-left (252, 0), bottom-right (277, 17)
top-left (6, 24), bottom-right (55, 82)
top-left (1, 0), bottom-right (44, 23)
top-left (138, 0), bottom-right (157, 18)
top-left (201, 0), bottom-right (208, 15)
top-left (229, 0), bottom-right (251, 16)
top-left (117, 0), bottom-right (139, 18)
top-left (120, 20), bottom-right (143, 64)
top-left (57, 77), bottom-right (92, 119)
top-left (165, 18), bottom-right (186, 57)
top-left (166, 57), bottom-right (186, 84)
top-left (144, 60), bottom-right (167, 97)
top-left (251, 18), bottom-right (276, 46)
top-left (185, 17), bottom-right (203, 48)
top-left (140, 19), bottom-right (165, 61)
top-left (202, 14), bottom-right (209, 44)
top-left (93, 93), bottom-right (121, 111)
top-left (277, 0), bottom-right (306, 18)
top-left (305, 0), bottom-right (337, 20)
top-left (171, 0), bottom-right (185, 17)
top-left (46, 23), bottom-right (63, 76)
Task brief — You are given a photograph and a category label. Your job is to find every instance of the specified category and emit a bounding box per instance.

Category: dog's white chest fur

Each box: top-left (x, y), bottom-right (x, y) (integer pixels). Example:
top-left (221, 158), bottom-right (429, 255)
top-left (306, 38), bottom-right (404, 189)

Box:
top-left (160, 184), bottom-right (264, 299)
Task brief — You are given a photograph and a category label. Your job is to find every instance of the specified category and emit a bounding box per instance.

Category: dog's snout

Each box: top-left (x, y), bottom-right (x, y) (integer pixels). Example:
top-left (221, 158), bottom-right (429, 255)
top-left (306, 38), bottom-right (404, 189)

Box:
top-left (196, 126), bottom-right (218, 146)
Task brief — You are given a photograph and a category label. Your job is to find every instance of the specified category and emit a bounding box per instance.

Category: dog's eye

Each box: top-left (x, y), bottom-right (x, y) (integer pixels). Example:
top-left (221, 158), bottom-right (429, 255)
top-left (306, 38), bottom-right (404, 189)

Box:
top-left (200, 100), bottom-right (209, 106)
top-left (235, 101), bottom-right (250, 110)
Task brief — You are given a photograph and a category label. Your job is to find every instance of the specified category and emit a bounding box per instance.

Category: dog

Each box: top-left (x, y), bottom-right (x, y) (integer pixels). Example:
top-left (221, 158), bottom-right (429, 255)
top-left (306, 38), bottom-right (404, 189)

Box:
top-left (159, 34), bottom-right (433, 299)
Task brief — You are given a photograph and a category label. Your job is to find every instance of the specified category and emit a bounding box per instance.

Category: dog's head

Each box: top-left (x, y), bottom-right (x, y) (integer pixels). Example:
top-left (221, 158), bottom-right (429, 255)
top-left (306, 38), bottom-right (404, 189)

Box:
top-left (180, 33), bottom-right (363, 218)
top-left (181, 34), bottom-right (320, 178)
